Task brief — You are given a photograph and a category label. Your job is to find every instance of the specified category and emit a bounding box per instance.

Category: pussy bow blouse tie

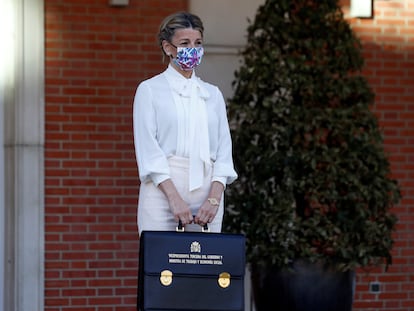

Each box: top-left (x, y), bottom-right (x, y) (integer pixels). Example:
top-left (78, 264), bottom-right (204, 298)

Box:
top-left (173, 78), bottom-right (211, 191)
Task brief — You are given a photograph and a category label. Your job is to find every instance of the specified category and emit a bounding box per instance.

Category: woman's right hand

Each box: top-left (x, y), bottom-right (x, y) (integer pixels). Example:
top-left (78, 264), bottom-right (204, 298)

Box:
top-left (158, 179), bottom-right (193, 225)
top-left (168, 194), bottom-right (194, 225)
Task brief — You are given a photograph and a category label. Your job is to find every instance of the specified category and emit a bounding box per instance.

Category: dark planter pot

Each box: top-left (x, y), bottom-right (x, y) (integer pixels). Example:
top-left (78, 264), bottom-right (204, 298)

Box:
top-left (251, 260), bottom-right (355, 311)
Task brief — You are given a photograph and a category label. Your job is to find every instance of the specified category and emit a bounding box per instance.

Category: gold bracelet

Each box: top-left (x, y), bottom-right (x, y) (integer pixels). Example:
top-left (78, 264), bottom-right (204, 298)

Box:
top-left (207, 198), bottom-right (220, 206)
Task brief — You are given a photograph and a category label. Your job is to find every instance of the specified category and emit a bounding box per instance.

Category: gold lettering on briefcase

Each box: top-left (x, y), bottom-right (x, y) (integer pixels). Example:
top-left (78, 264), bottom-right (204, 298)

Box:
top-left (218, 272), bottom-right (231, 288)
top-left (160, 270), bottom-right (173, 286)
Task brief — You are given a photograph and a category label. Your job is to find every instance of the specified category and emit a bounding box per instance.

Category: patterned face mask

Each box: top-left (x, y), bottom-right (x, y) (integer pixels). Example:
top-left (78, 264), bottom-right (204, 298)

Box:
top-left (171, 45), bottom-right (204, 71)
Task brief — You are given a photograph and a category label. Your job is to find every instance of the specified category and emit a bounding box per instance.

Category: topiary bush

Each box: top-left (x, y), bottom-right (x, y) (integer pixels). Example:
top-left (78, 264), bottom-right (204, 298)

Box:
top-left (224, 0), bottom-right (401, 271)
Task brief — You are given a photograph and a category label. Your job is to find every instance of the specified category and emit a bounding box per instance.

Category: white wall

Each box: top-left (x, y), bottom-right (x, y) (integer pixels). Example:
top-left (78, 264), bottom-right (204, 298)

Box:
top-left (190, 0), bottom-right (265, 100)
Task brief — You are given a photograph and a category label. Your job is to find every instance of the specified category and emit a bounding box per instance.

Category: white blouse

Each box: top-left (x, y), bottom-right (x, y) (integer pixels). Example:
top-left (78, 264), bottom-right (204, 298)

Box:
top-left (133, 65), bottom-right (237, 191)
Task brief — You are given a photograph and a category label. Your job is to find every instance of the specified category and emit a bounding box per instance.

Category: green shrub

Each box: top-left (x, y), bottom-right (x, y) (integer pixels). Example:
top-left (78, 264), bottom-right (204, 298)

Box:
top-left (224, 0), bottom-right (401, 271)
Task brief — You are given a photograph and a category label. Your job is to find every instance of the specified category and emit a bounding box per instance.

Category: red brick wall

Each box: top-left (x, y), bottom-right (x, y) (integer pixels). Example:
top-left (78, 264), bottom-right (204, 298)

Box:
top-left (44, 1), bottom-right (187, 310)
top-left (343, 1), bottom-right (414, 310)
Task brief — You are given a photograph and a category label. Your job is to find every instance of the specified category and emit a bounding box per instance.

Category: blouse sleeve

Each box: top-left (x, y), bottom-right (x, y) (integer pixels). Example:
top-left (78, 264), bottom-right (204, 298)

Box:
top-left (211, 87), bottom-right (238, 185)
top-left (133, 81), bottom-right (170, 186)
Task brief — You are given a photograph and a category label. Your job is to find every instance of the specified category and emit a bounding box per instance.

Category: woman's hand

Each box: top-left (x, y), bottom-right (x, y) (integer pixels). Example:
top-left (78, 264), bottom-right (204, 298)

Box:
top-left (194, 181), bottom-right (224, 226)
top-left (194, 199), bottom-right (219, 226)
top-left (158, 179), bottom-right (193, 225)
top-left (169, 194), bottom-right (194, 225)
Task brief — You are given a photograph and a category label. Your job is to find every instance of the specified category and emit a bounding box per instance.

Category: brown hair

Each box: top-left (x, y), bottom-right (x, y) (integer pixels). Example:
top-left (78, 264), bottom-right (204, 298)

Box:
top-left (158, 12), bottom-right (204, 55)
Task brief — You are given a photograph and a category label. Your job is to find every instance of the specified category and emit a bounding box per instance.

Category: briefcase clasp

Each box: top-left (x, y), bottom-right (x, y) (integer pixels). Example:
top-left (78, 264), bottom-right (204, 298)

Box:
top-left (218, 272), bottom-right (231, 288)
top-left (160, 270), bottom-right (173, 286)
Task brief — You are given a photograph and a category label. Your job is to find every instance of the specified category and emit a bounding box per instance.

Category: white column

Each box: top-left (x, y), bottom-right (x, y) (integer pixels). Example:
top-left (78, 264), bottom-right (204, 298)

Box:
top-left (0, 88), bottom-right (5, 311)
top-left (190, 0), bottom-right (265, 100)
top-left (0, 0), bottom-right (15, 309)
top-left (2, 0), bottom-right (45, 310)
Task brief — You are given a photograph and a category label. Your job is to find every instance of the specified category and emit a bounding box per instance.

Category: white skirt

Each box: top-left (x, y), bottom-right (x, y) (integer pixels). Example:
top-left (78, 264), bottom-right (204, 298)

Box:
top-left (137, 156), bottom-right (223, 234)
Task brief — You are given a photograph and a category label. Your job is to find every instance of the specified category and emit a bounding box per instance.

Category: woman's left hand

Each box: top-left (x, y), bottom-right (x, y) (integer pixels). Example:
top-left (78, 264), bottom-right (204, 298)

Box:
top-left (194, 200), bottom-right (219, 226)
top-left (194, 181), bottom-right (224, 226)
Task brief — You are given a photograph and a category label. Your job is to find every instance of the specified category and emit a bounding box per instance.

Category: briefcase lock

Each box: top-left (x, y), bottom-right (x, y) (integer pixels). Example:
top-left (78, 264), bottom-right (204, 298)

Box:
top-left (218, 272), bottom-right (231, 288)
top-left (160, 270), bottom-right (173, 286)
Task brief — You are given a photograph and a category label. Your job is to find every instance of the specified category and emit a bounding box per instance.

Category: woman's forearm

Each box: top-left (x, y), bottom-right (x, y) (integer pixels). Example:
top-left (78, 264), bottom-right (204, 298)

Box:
top-left (208, 181), bottom-right (225, 202)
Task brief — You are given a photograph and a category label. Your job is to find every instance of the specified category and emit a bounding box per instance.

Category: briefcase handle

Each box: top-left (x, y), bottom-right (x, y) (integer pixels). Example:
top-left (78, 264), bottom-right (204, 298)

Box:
top-left (176, 219), bottom-right (210, 233)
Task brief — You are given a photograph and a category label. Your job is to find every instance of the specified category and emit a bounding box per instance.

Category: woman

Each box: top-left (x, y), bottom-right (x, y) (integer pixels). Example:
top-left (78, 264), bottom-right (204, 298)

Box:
top-left (133, 12), bottom-right (237, 234)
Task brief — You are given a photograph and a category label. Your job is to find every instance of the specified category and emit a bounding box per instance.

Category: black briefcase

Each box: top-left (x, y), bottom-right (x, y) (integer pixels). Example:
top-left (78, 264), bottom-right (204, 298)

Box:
top-left (137, 227), bottom-right (246, 311)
